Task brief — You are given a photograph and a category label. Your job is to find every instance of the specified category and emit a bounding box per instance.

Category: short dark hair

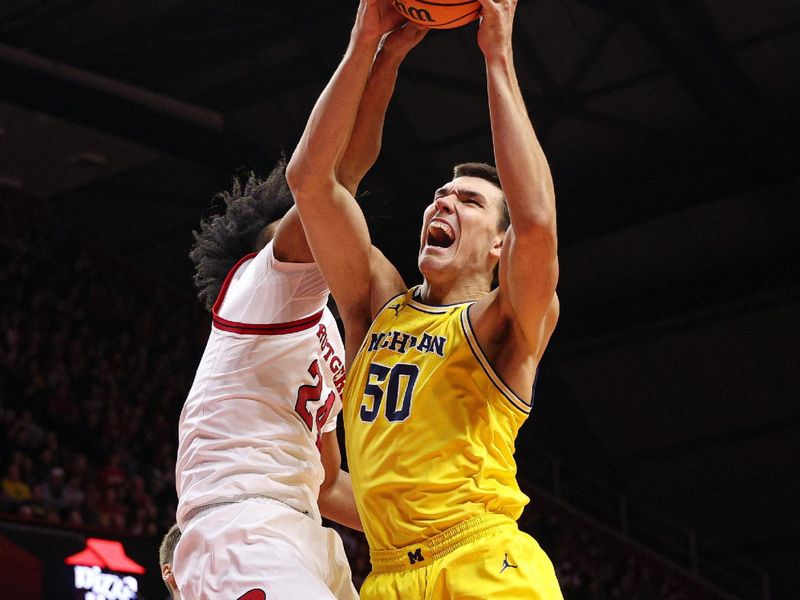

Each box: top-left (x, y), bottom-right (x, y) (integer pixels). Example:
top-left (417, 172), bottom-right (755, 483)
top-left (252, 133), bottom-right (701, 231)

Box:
top-left (159, 523), bottom-right (181, 568)
top-left (453, 162), bottom-right (510, 232)
top-left (190, 158), bottom-right (294, 311)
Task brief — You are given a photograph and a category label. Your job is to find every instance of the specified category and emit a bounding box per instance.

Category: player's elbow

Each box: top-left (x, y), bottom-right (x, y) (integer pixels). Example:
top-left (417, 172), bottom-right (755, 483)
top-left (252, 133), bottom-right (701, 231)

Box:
top-left (513, 211), bottom-right (558, 252)
top-left (317, 471), bottom-right (340, 514)
top-left (335, 166), bottom-right (364, 198)
top-left (285, 154), bottom-right (309, 195)
top-left (286, 154), bottom-right (332, 201)
top-left (318, 479), bottom-right (333, 506)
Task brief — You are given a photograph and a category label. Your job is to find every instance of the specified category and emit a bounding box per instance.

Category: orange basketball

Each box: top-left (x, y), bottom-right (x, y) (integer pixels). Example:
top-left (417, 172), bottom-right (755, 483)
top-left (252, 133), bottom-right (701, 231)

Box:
top-left (390, 0), bottom-right (481, 29)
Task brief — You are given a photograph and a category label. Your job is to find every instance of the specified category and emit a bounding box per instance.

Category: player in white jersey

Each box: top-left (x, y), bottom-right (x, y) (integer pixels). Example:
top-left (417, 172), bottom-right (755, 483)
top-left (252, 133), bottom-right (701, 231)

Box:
top-left (174, 160), bottom-right (358, 599)
top-left (172, 24), bottom-right (426, 598)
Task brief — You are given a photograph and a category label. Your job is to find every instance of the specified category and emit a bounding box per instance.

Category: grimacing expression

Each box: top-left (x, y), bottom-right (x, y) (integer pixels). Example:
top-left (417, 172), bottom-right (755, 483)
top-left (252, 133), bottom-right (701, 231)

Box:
top-left (418, 176), bottom-right (506, 281)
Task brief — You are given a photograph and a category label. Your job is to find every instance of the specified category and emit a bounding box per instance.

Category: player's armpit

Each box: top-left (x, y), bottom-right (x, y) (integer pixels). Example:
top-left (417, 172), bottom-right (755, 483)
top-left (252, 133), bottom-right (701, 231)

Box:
top-left (369, 246), bottom-right (406, 319)
top-left (271, 206), bottom-right (315, 264)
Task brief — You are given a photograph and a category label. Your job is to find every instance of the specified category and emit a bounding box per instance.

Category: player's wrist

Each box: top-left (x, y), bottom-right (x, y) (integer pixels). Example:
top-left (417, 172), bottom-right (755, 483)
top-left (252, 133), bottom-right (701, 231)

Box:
top-left (483, 47), bottom-right (513, 69)
top-left (378, 25), bottom-right (427, 60)
top-left (351, 20), bottom-right (385, 48)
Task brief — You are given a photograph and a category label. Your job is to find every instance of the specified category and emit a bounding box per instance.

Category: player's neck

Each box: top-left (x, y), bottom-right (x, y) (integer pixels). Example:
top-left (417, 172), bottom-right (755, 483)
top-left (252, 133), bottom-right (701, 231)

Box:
top-left (417, 278), bottom-right (490, 306)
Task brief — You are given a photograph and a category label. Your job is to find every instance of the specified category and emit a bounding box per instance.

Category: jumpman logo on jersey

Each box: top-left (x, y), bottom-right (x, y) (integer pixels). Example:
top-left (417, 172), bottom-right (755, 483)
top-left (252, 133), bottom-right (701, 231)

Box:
top-left (388, 303), bottom-right (403, 317)
top-left (500, 553), bottom-right (518, 573)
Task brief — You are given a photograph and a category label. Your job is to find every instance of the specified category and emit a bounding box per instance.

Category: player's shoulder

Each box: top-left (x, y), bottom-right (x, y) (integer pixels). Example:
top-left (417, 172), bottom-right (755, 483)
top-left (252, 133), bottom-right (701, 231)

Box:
top-left (249, 239), bottom-right (322, 280)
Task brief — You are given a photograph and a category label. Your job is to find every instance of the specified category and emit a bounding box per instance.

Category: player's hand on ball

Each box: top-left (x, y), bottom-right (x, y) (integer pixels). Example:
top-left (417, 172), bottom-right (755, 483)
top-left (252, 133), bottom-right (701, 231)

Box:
top-left (379, 23), bottom-right (428, 59)
top-left (476, 0), bottom-right (517, 58)
top-left (356, 0), bottom-right (408, 41)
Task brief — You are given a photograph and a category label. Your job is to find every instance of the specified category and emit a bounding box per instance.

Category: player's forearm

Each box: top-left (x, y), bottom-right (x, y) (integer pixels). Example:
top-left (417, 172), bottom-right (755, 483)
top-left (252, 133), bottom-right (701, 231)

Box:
top-left (286, 28), bottom-right (383, 314)
top-left (486, 53), bottom-right (556, 232)
top-left (318, 469), bottom-right (363, 532)
top-left (337, 48), bottom-right (404, 195)
top-left (287, 30), bottom-right (381, 199)
top-left (488, 50), bottom-right (559, 334)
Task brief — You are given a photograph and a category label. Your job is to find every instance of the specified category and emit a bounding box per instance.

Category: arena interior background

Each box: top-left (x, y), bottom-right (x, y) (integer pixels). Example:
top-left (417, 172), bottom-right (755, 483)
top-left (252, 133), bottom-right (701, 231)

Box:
top-left (0, 0), bottom-right (798, 598)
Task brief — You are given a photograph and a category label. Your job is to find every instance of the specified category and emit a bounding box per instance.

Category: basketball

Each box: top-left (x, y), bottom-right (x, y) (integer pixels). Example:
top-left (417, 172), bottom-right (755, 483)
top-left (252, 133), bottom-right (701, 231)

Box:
top-left (390, 0), bottom-right (481, 30)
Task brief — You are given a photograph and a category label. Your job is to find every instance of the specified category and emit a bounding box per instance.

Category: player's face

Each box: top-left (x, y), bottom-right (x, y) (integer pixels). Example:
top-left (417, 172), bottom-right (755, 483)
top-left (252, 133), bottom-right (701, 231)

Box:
top-left (418, 176), bottom-right (505, 285)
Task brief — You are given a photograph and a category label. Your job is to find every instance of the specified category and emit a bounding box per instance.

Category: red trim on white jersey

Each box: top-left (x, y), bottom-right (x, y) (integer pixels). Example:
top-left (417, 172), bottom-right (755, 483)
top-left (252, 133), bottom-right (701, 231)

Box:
top-left (212, 253), bottom-right (323, 335)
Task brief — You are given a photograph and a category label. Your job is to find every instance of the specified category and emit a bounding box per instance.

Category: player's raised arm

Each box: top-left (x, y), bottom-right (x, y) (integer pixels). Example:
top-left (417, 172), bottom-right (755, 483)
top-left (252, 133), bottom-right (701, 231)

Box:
top-left (337, 24), bottom-right (428, 196)
top-left (286, 1), bottom-right (406, 332)
top-left (478, 0), bottom-right (559, 351)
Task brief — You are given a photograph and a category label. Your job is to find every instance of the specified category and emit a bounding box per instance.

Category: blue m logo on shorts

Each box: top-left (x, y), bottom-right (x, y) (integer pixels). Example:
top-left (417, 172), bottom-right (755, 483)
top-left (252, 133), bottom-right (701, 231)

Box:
top-left (407, 548), bottom-right (425, 565)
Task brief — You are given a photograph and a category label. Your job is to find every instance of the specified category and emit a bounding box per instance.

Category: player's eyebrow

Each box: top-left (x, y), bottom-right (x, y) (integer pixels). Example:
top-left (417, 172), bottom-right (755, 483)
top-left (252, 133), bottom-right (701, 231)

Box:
top-left (434, 186), bottom-right (486, 202)
top-left (434, 186), bottom-right (451, 197)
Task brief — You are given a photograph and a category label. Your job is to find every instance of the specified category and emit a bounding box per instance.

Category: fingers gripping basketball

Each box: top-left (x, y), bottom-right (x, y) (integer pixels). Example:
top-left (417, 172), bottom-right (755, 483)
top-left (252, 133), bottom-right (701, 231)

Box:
top-left (390, 0), bottom-right (481, 29)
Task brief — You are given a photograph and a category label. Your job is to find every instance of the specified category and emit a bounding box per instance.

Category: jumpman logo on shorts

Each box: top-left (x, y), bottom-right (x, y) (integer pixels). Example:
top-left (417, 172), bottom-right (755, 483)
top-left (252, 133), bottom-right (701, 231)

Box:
top-left (500, 553), bottom-right (518, 573)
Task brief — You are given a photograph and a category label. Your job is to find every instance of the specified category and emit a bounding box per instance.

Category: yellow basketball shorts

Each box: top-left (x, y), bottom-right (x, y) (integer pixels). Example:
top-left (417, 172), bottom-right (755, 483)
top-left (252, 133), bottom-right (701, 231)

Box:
top-left (360, 514), bottom-right (563, 600)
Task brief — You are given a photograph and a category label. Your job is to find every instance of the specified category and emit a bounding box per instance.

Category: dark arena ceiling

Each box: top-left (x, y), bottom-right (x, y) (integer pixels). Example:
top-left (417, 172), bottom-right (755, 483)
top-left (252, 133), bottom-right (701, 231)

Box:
top-left (1, 0), bottom-right (799, 596)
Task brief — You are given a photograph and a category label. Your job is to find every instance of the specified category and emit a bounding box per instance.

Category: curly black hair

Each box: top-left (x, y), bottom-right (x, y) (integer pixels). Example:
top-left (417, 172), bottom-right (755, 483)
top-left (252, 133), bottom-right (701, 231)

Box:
top-left (190, 159), bottom-right (294, 311)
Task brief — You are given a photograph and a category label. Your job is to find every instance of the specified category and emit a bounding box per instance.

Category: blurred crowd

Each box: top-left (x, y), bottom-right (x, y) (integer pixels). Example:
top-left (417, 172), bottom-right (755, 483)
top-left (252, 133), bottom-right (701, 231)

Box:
top-left (1, 201), bottom-right (705, 599)
top-left (524, 510), bottom-right (691, 600)
top-left (0, 202), bottom-right (203, 537)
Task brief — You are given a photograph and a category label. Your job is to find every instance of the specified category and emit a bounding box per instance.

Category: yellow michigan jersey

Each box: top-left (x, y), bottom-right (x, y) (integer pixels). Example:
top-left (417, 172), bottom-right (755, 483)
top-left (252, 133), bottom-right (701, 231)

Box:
top-left (344, 288), bottom-right (533, 552)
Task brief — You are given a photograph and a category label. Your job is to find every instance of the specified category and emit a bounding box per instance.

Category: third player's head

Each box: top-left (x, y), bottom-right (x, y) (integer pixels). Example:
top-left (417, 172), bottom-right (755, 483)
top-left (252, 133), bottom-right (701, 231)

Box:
top-left (418, 162), bottom-right (509, 293)
top-left (159, 523), bottom-right (181, 598)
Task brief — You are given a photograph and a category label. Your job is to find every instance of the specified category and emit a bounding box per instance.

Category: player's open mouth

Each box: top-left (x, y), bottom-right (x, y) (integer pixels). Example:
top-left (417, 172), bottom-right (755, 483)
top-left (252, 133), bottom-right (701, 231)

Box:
top-left (427, 221), bottom-right (455, 248)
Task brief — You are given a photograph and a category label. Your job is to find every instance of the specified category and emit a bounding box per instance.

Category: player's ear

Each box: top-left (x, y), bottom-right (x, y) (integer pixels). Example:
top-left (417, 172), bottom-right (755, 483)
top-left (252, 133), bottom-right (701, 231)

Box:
top-left (163, 563), bottom-right (179, 595)
top-left (489, 230), bottom-right (505, 260)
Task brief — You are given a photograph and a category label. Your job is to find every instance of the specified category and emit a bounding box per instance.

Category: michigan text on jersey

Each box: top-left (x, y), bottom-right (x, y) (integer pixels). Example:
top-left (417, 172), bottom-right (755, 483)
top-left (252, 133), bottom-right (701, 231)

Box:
top-left (367, 330), bottom-right (447, 357)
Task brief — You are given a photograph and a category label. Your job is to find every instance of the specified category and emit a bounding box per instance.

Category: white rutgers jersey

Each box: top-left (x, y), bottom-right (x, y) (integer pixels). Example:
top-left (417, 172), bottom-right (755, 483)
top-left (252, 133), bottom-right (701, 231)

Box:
top-left (176, 241), bottom-right (346, 529)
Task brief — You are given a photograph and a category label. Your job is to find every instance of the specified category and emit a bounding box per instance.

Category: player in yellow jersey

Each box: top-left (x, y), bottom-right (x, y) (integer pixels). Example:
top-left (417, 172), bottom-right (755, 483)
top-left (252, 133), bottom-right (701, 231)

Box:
top-left (288, 0), bottom-right (562, 598)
